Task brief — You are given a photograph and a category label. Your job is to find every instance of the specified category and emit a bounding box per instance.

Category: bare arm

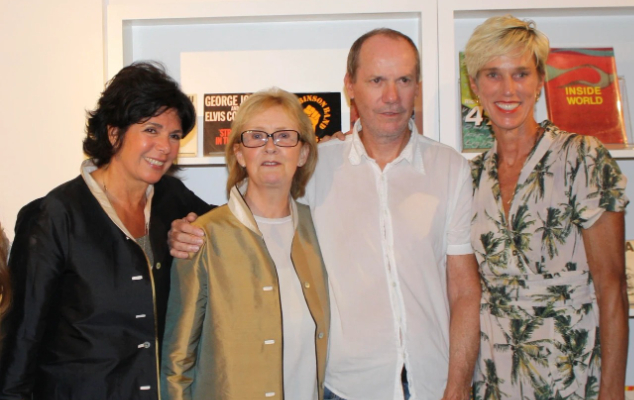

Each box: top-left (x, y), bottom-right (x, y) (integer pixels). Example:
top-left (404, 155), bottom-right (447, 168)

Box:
top-left (582, 211), bottom-right (628, 400)
top-left (442, 253), bottom-right (481, 400)
top-left (168, 212), bottom-right (205, 259)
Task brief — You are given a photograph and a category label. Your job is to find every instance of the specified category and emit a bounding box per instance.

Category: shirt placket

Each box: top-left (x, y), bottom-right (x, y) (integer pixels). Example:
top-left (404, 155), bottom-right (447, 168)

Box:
top-left (376, 163), bottom-right (408, 399)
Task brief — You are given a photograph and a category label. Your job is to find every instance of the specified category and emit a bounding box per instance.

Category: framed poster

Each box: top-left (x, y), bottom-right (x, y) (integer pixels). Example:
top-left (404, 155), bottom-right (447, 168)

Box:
top-left (545, 48), bottom-right (628, 145)
top-left (178, 93), bottom-right (198, 157)
top-left (181, 49), bottom-right (350, 155)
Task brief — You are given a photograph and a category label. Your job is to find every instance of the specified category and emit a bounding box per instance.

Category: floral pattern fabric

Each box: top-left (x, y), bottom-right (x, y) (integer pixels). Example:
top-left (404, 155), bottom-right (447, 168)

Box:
top-left (470, 121), bottom-right (628, 400)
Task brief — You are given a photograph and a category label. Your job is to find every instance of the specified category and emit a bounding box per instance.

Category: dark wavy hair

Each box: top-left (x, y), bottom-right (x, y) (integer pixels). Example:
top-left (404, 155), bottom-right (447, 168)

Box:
top-left (83, 62), bottom-right (196, 167)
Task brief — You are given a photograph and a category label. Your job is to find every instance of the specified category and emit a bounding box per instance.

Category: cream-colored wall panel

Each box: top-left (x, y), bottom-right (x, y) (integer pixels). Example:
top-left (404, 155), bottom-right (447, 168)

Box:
top-left (106, 0), bottom-right (438, 142)
top-left (0, 0), bottom-right (104, 240)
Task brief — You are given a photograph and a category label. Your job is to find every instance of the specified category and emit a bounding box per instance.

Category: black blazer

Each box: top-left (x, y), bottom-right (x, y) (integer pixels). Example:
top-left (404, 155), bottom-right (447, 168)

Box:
top-left (0, 175), bottom-right (212, 400)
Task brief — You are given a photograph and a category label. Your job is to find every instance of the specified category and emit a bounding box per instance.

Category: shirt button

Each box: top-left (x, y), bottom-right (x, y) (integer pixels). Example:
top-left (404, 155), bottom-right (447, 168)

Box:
top-left (265, 392), bottom-right (275, 397)
top-left (264, 339), bottom-right (275, 345)
top-left (263, 286), bottom-right (273, 291)
top-left (304, 282), bottom-right (310, 289)
top-left (155, 262), bottom-right (161, 270)
top-left (512, 250), bottom-right (518, 256)
top-left (318, 332), bottom-right (324, 339)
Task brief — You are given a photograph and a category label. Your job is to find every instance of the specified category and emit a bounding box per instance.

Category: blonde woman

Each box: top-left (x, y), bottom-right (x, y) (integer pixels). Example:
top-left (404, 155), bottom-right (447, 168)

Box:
top-left (465, 15), bottom-right (628, 399)
top-left (161, 87), bottom-right (328, 400)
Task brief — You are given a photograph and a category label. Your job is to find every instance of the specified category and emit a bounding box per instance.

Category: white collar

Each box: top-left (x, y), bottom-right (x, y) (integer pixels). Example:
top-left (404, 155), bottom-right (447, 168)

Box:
top-left (227, 180), bottom-right (298, 237)
top-left (347, 118), bottom-right (424, 173)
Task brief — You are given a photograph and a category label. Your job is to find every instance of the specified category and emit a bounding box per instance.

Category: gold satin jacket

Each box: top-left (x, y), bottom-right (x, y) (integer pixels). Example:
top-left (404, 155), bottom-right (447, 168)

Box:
top-left (160, 186), bottom-right (330, 400)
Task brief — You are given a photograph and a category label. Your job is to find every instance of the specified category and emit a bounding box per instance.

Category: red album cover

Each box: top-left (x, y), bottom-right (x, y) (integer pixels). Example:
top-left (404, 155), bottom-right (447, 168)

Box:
top-left (544, 48), bottom-right (627, 144)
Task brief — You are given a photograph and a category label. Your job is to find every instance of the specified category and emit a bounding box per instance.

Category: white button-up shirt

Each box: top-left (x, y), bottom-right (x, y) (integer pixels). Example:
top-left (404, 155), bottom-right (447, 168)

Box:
top-left (302, 120), bottom-right (473, 400)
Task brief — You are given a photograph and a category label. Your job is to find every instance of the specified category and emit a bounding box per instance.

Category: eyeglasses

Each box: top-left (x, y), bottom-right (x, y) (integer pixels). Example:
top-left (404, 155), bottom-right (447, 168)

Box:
top-left (240, 130), bottom-right (301, 148)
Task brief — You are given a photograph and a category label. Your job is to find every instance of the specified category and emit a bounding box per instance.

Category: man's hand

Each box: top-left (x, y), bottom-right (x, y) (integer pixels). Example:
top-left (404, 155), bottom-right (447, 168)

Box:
top-left (168, 212), bottom-right (204, 259)
top-left (318, 130), bottom-right (349, 143)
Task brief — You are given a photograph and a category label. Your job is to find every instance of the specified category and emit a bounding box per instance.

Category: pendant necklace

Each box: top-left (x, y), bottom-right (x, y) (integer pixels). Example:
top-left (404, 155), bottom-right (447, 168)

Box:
top-left (506, 125), bottom-right (544, 206)
top-left (101, 173), bottom-right (149, 238)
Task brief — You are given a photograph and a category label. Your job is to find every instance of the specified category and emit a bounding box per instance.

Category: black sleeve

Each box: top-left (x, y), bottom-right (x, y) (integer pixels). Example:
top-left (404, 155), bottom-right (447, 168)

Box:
top-left (0, 197), bottom-right (67, 399)
top-left (157, 175), bottom-right (215, 218)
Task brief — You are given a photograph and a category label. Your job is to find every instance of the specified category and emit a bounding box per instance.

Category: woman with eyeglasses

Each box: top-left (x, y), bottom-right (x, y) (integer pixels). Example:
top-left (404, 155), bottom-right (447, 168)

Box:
top-left (160, 87), bottom-right (329, 400)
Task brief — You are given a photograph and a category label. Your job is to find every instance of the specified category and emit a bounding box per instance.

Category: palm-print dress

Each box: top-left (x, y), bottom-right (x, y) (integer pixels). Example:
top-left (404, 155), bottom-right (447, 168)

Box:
top-left (470, 121), bottom-right (628, 400)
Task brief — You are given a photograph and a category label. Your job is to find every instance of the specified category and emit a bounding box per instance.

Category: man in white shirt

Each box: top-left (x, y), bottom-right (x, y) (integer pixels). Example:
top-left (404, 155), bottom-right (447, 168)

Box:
top-left (170, 29), bottom-right (480, 400)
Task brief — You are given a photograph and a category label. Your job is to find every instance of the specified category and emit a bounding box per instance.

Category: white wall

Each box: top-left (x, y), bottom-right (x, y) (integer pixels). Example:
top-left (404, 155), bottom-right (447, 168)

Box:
top-left (0, 0), bottom-right (104, 240)
top-left (0, 0), bottom-right (633, 387)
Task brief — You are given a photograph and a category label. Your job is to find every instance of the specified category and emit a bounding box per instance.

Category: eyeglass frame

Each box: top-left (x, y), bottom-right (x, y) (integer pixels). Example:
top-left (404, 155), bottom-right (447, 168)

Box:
top-left (240, 129), bottom-right (302, 148)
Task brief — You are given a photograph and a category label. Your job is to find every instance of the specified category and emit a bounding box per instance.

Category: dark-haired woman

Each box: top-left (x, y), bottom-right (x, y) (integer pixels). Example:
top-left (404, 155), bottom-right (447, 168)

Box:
top-left (0, 62), bottom-right (212, 400)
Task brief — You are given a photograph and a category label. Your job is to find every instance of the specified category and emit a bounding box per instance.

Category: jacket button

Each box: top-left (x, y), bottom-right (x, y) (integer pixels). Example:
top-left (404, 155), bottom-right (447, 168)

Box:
top-left (304, 282), bottom-right (310, 289)
top-left (156, 262), bottom-right (161, 270)
top-left (318, 332), bottom-right (324, 339)
top-left (138, 342), bottom-right (151, 349)
top-left (512, 250), bottom-right (518, 256)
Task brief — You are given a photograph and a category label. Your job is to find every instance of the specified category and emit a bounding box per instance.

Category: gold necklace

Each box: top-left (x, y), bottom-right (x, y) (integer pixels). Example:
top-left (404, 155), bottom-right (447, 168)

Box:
top-left (533, 125), bottom-right (544, 149)
top-left (100, 173), bottom-right (149, 237)
top-left (505, 125), bottom-right (544, 206)
top-left (100, 167), bottom-right (112, 200)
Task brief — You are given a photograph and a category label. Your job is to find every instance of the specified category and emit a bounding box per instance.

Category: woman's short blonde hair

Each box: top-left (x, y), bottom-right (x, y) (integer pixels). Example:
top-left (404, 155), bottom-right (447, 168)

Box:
top-left (225, 87), bottom-right (318, 199)
top-left (464, 14), bottom-right (550, 79)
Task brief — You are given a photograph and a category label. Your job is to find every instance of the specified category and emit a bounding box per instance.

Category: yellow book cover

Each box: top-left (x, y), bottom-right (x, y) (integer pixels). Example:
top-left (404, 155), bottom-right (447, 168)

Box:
top-left (459, 52), bottom-right (494, 151)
